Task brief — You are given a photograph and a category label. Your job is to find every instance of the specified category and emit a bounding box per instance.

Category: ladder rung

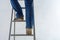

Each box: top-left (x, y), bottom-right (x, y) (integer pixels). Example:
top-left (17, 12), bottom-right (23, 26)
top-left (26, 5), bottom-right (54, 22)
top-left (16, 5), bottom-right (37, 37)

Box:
top-left (11, 34), bottom-right (34, 36)
top-left (22, 7), bottom-right (25, 9)
top-left (19, 0), bottom-right (24, 1)
top-left (12, 20), bottom-right (25, 22)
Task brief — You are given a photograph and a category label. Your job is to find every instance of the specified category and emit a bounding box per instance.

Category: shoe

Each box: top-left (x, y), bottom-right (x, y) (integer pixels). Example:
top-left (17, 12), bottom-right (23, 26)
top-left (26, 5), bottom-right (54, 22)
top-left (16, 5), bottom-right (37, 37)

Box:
top-left (14, 17), bottom-right (24, 21)
top-left (26, 28), bottom-right (32, 35)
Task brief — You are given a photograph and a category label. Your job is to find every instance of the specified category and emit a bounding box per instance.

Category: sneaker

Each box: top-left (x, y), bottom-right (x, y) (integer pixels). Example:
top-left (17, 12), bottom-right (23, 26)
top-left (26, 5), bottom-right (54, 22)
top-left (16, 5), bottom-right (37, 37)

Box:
top-left (26, 28), bottom-right (32, 35)
top-left (14, 17), bottom-right (24, 21)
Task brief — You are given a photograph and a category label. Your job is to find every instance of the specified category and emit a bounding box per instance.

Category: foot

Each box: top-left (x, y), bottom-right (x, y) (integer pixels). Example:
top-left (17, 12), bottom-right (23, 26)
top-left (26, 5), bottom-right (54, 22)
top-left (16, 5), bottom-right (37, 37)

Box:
top-left (26, 28), bottom-right (32, 35)
top-left (14, 17), bottom-right (24, 21)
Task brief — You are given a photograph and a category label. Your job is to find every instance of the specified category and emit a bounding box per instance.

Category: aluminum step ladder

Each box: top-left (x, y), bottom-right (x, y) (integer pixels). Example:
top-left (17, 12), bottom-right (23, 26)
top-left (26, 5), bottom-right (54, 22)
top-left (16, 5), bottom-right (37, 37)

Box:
top-left (8, 0), bottom-right (36, 40)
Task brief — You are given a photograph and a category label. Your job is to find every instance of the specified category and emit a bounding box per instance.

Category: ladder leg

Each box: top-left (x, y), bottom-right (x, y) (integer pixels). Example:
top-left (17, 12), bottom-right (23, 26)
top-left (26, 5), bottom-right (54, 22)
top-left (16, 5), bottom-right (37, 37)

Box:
top-left (32, 2), bottom-right (36, 40)
top-left (14, 10), bottom-right (16, 40)
top-left (33, 25), bottom-right (36, 40)
top-left (33, 14), bottom-right (36, 40)
top-left (8, 8), bottom-right (13, 40)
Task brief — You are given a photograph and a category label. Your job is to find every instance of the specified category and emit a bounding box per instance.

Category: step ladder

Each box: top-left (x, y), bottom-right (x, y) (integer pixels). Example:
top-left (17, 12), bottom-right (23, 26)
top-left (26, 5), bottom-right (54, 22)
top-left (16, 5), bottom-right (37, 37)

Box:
top-left (8, 0), bottom-right (36, 40)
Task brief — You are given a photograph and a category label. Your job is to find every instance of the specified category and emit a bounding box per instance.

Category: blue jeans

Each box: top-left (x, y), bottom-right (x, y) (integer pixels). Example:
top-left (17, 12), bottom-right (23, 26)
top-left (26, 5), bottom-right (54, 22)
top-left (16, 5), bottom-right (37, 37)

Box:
top-left (10, 0), bottom-right (34, 28)
top-left (10, 0), bottom-right (23, 18)
top-left (25, 0), bottom-right (34, 28)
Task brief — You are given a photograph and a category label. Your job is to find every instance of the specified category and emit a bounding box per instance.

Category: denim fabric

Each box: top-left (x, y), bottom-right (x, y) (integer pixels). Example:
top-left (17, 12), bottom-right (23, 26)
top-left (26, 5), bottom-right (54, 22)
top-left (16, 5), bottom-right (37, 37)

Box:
top-left (24, 0), bottom-right (34, 28)
top-left (10, 0), bottom-right (23, 18)
top-left (10, 0), bottom-right (34, 28)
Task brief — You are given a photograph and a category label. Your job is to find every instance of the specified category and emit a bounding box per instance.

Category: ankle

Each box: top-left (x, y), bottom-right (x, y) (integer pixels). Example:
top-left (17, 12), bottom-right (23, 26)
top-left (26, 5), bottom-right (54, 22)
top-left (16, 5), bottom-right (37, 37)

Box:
top-left (26, 28), bottom-right (32, 35)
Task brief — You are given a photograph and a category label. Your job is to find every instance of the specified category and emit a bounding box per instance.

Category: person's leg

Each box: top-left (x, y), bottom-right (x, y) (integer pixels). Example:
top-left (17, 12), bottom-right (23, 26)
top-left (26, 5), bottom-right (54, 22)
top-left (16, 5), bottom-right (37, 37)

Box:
top-left (25, 0), bottom-right (33, 35)
top-left (10, 0), bottom-right (24, 19)
top-left (31, 3), bottom-right (34, 27)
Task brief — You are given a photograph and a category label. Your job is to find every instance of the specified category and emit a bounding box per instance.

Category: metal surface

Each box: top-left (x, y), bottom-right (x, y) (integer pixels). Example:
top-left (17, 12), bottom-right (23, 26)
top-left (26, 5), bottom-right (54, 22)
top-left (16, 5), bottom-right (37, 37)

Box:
top-left (8, 8), bottom-right (13, 40)
top-left (11, 34), bottom-right (34, 36)
top-left (33, 2), bottom-right (36, 40)
top-left (14, 10), bottom-right (16, 40)
top-left (8, 10), bottom-right (36, 40)
top-left (18, 0), bottom-right (24, 1)
top-left (8, 0), bottom-right (36, 40)
top-left (12, 20), bottom-right (26, 22)
top-left (21, 7), bottom-right (25, 9)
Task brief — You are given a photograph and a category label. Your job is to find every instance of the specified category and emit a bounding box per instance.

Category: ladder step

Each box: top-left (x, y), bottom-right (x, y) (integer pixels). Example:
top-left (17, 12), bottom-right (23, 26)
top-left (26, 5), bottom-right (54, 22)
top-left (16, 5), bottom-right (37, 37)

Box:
top-left (22, 7), bottom-right (25, 9)
top-left (19, 0), bottom-right (24, 1)
top-left (11, 34), bottom-right (34, 36)
top-left (12, 20), bottom-right (25, 22)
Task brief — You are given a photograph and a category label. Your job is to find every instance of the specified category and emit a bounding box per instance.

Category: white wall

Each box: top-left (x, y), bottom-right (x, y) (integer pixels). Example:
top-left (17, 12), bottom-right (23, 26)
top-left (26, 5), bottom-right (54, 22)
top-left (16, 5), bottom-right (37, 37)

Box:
top-left (0, 0), bottom-right (11, 40)
top-left (35, 0), bottom-right (60, 40)
top-left (0, 0), bottom-right (60, 40)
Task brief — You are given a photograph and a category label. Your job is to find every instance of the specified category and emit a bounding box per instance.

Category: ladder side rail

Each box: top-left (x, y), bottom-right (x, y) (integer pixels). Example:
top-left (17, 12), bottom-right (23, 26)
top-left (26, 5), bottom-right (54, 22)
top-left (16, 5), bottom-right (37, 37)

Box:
top-left (8, 8), bottom-right (14, 40)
